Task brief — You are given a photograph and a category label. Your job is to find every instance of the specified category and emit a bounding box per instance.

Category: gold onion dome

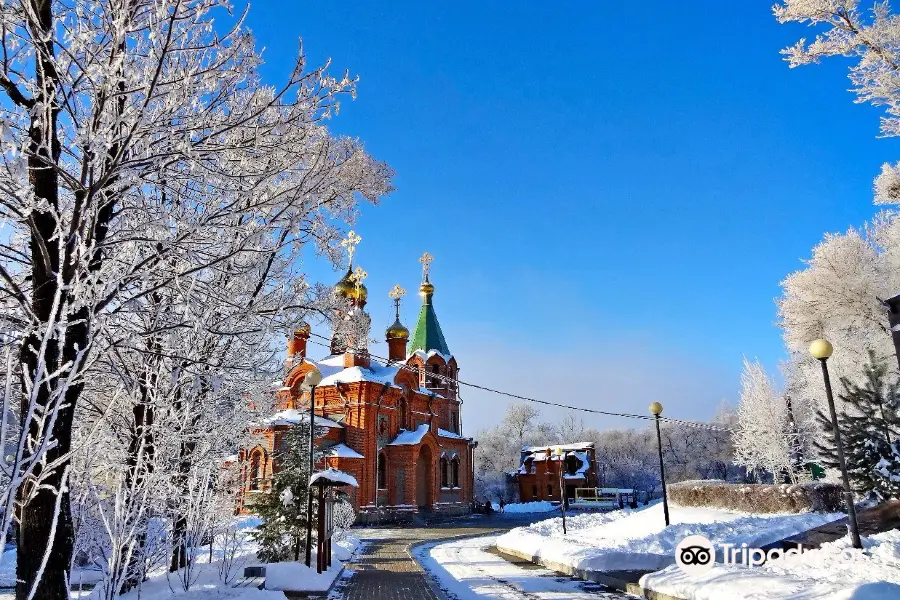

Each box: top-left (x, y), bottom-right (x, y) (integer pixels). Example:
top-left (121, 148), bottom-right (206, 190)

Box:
top-left (386, 318), bottom-right (409, 340)
top-left (419, 276), bottom-right (435, 297)
top-left (334, 266), bottom-right (367, 303)
top-left (294, 321), bottom-right (311, 337)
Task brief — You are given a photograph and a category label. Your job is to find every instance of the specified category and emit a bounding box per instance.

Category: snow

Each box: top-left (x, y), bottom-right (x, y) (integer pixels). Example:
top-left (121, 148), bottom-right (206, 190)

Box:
top-left (495, 502), bottom-right (842, 573)
top-left (262, 410), bottom-right (343, 429)
top-left (522, 442), bottom-right (594, 452)
top-left (492, 501), bottom-right (558, 514)
top-left (309, 468), bottom-right (359, 488)
top-left (263, 560), bottom-right (343, 592)
top-left (437, 428), bottom-right (467, 440)
top-left (413, 534), bottom-right (610, 600)
top-left (326, 443), bottom-right (364, 459)
top-left (388, 423), bottom-right (430, 445)
top-left (641, 528), bottom-right (900, 600)
top-left (317, 359), bottom-right (401, 389)
top-left (0, 548), bottom-right (104, 589)
top-left (408, 349), bottom-right (454, 364)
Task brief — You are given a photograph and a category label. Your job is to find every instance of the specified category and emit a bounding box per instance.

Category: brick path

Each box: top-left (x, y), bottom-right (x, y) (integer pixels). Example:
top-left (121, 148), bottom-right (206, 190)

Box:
top-left (334, 524), bottom-right (502, 600)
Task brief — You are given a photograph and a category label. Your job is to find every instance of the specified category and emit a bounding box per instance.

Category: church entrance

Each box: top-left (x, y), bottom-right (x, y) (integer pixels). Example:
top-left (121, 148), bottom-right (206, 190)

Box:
top-left (416, 445), bottom-right (434, 509)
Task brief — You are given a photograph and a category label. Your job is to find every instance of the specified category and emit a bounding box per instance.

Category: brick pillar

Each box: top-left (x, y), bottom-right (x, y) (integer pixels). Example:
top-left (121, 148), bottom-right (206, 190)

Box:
top-left (387, 335), bottom-right (408, 362)
top-left (287, 323), bottom-right (311, 364)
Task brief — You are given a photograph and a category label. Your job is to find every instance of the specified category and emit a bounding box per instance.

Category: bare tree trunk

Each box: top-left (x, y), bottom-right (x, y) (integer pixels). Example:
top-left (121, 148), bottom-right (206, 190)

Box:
top-left (15, 1), bottom-right (71, 597)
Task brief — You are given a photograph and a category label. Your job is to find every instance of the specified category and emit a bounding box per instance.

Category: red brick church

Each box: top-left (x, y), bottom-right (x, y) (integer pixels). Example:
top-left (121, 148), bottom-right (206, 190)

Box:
top-left (237, 246), bottom-right (475, 522)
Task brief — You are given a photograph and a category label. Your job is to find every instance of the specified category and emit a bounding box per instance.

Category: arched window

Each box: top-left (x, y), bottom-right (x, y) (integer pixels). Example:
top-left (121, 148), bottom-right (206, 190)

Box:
top-left (377, 453), bottom-right (387, 490)
top-left (249, 450), bottom-right (263, 490)
top-left (566, 454), bottom-right (580, 476)
top-left (440, 456), bottom-right (449, 488)
top-left (547, 484), bottom-right (553, 498)
top-left (451, 457), bottom-right (460, 488)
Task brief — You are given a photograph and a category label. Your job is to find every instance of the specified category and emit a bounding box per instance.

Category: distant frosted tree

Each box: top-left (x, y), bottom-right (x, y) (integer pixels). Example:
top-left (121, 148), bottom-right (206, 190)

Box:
top-left (734, 358), bottom-right (802, 482)
top-left (473, 403), bottom-right (555, 501)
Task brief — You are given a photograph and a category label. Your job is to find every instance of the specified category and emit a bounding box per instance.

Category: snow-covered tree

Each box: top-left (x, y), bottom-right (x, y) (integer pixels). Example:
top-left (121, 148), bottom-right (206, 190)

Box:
top-left (0, 0), bottom-right (393, 597)
top-left (778, 221), bottom-right (898, 417)
top-left (816, 355), bottom-right (900, 498)
top-left (252, 421), bottom-right (323, 563)
top-left (734, 358), bottom-right (805, 482)
top-left (775, 1), bottom-right (900, 145)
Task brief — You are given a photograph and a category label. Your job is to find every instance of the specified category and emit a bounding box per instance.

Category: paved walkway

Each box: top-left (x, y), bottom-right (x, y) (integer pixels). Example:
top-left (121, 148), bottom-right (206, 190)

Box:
top-left (334, 524), bottom-right (503, 600)
top-left (332, 515), bottom-right (631, 600)
top-left (780, 498), bottom-right (900, 549)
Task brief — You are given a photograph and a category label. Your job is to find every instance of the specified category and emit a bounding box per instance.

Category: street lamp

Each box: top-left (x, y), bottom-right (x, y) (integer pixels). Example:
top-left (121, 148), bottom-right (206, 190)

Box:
top-left (301, 368), bottom-right (323, 567)
top-left (809, 339), bottom-right (863, 550)
top-left (882, 295), bottom-right (900, 372)
top-left (554, 446), bottom-right (567, 535)
top-left (649, 401), bottom-right (670, 527)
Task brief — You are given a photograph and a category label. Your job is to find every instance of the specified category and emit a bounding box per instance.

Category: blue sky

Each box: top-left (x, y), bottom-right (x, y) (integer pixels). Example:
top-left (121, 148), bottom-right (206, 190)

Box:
top-left (244, 1), bottom-right (898, 431)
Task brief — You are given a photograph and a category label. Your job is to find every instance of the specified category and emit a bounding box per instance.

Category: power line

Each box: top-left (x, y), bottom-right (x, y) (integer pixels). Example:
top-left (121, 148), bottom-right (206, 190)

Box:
top-left (302, 332), bottom-right (731, 432)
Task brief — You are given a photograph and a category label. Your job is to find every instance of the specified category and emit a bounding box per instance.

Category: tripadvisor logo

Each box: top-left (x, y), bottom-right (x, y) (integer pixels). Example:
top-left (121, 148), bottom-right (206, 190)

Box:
top-left (675, 535), bottom-right (715, 575)
top-left (675, 535), bottom-right (808, 576)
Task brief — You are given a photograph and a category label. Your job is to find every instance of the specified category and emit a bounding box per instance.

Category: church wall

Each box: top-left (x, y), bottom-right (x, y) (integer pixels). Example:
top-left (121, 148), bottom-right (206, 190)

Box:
top-left (237, 350), bottom-right (475, 522)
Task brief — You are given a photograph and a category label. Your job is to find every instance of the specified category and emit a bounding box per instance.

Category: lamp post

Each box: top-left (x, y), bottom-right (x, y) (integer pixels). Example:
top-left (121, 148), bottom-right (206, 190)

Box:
top-left (554, 447), bottom-right (567, 534)
top-left (809, 339), bottom-right (863, 550)
top-left (883, 295), bottom-right (900, 372)
top-left (649, 402), bottom-right (670, 527)
top-left (301, 368), bottom-right (323, 567)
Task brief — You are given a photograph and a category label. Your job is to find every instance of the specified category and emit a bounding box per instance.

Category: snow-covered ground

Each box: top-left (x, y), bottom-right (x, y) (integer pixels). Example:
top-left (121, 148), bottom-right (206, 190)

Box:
top-left (0, 522), bottom-right (360, 600)
top-left (496, 502), bottom-right (842, 572)
top-left (414, 534), bottom-right (624, 599)
top-left (492, 501), bottom-right (558, 514)
top-left (641, 528), bottom-right (900, 600)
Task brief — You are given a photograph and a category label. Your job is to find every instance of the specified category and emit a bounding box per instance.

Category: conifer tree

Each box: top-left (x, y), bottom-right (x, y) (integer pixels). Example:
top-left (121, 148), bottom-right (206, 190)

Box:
top-left (252, 420), bottom-right (323, 563)
top-left (815, 354), bottom-right (900, 499)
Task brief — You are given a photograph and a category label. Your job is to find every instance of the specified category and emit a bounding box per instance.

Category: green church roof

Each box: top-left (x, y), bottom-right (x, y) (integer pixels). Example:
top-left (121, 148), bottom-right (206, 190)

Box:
top-left (408, 276), bottom-right (451, 357)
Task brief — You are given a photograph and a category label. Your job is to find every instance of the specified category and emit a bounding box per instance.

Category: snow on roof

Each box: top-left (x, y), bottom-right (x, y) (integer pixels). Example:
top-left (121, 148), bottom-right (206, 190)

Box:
top-left (313, 357), bottom-right (401, 389)
top-left (326, 443), bottom-right (364, 459)
top-left (522, 442), bottom-right (594, 453)
top-left (408, 349), bottom-right (454, 363)
top-left (519, 449), bottom-right (591, 475)
top-left (389, 423), bottom-right (431, 446)
top-left (309, 468), bottom-right (358, 488)
top-left (262, 409), bottom-right (343, 429)
top-left (438, 428), bottom-right (467, 440)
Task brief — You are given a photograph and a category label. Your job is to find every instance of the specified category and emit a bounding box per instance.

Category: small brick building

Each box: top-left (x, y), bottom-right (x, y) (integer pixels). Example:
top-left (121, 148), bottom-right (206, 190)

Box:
top-left (237, 260), bottom-right (475, 523)
top-left (516, 442), bottom-right (597, 503)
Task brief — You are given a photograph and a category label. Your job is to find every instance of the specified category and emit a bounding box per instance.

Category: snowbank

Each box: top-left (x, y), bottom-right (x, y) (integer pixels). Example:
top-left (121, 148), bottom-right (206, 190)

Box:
top-left (492, 501), bottom-right (558, 514)
top-left (641, 529), bottom-right (900, 600)
top-left (263, 560), bottom-right (343, 592)
top-left (495, 503), bottom-right (841, 573)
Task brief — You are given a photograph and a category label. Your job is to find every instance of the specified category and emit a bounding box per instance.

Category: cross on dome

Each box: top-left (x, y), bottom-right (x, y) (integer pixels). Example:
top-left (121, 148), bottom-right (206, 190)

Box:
top-left (389, 284), bottom-right (406, 318)
top-left (350, 265), bottom-right (368, 295)
top-left (419, 252), bottom-right (433, 281)
top-left (341, 230), bottom-right (362, 266)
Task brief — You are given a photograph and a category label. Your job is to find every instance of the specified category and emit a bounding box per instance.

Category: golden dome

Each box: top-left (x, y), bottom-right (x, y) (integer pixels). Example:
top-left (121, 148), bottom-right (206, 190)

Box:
top-left (334, 266), bottom-right (368, 303)
top-left (386, 318), bottom-right (409, 340)
top-left (294, 321), bottom-right (311, 338)
top-left (419, 276), bottom-right (435, 297)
